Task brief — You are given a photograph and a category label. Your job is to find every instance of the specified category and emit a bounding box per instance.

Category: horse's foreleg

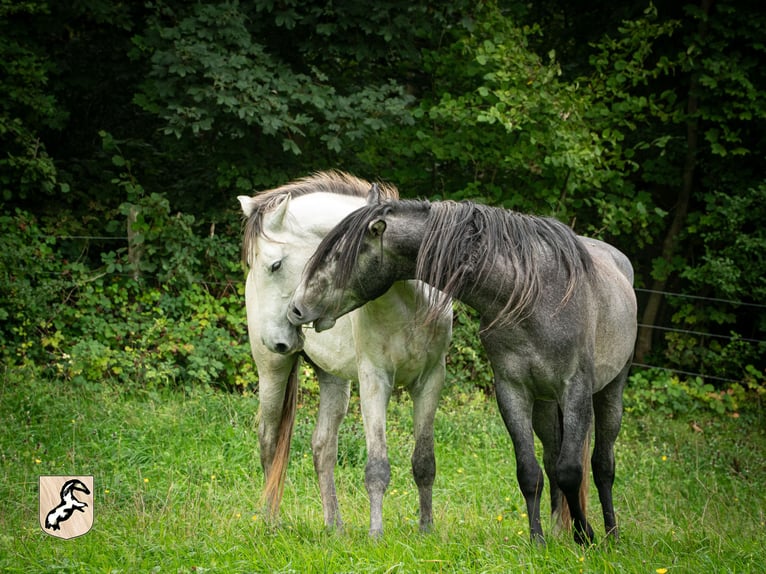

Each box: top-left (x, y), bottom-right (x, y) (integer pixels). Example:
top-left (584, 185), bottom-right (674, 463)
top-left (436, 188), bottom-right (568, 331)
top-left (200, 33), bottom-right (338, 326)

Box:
top-left (256, 358), bottom-right (298, 521)
top-left (313, 369), bottom-right (350, 530)
top-left (410, 363), bottom-right (446, 533)
top-left (592, 362), bottom-right (629, 541)
top-left (558, 378), bottom-right (595, 545)
top-left (495, 382), bottom-right (545, 542)
top-left (533, 399), bottom-right (567, 534)
top-left (359, 368), bottom-right (393, 537)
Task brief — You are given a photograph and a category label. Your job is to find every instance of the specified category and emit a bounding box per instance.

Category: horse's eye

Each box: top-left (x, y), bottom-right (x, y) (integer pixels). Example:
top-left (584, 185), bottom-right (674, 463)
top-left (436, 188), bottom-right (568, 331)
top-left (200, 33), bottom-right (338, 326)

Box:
top-left (270, 260), bottom-right (282, 273)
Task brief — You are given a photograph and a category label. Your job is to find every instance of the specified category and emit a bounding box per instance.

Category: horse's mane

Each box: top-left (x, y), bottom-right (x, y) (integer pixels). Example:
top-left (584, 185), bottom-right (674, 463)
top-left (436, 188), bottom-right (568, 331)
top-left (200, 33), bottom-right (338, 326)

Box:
top-left (419, 201), bottom-right (592, 328)
top-left (241, 170), bottom-right (398, 265)
top-left (305, 198), bottom-right (592, 329)
top-left (303, 199), bottom-right (431, 292)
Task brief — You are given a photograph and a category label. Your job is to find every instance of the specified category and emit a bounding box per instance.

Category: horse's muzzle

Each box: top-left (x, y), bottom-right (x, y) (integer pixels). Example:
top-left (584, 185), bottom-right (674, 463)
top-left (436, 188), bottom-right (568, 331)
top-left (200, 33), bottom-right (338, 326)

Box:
top-left (313, 316), bottom-right (336, 333)
top-left (287, 302), bottom-right (335, 333)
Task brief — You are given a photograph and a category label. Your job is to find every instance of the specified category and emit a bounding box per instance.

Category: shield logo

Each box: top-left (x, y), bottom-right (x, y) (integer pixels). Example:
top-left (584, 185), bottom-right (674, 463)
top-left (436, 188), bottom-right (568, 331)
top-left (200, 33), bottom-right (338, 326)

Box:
top-left (39, 475), bottom-right (94, 539)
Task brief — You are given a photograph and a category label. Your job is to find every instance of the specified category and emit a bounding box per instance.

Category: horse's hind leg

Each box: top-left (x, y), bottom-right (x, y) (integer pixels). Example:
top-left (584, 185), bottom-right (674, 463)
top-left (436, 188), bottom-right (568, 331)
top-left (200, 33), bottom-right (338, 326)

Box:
top-left (410, 362), bottom-right (446, 532)
top-left (592, 361), bottom-right (630, 540)
top-left (558, 374), bottom-right (596, 545)
top-left (255, 357), bottom-right (299, 520)
top-left (313, 368), bottom-right (351, 530)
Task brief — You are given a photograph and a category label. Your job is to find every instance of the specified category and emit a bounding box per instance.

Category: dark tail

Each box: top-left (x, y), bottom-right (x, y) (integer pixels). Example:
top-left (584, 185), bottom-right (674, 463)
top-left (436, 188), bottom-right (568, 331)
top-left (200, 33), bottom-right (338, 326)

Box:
top-left (261, 358), bottom-right (300, 516)
top-left (558, 425), bottom-right (591, 531)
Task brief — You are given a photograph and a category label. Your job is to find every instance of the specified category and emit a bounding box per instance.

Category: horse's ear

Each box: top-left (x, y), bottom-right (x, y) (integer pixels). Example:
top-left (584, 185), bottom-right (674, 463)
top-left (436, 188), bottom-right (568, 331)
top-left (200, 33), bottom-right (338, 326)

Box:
top-left (368, 219), bottom-right (386, 237)
top-left (367, 183), bottom-right (382, 205)
top-left (265, 196), bottom-right (290, 232)
top-left (238, 195), bottom-right (257, 217)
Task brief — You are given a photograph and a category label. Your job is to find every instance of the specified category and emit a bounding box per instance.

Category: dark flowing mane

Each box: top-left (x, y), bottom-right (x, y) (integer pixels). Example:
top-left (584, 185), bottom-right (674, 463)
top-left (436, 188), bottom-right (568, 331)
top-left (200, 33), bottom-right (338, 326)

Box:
top-left (304, 199), bottom-right (431, 291)
top-left (305, 199), bottom-right (592, 328)
top-left (241, 170), bottom-right (398, 265)
top-left (419, 201), bottom-right (592, 328)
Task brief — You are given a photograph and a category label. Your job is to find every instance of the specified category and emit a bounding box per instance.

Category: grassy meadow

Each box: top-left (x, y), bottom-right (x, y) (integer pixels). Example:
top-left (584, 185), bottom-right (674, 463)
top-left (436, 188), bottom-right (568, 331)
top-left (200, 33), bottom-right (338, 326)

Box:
top-left (1, 368), bottom-right (764, 573)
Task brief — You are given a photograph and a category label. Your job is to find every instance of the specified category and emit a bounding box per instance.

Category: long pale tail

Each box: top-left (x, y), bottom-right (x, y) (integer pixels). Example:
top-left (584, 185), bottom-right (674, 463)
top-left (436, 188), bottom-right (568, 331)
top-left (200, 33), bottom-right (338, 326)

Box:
top-left (558, 425), bottom-right (591, 531)
top-left (261, 359), bottom-right (300, 516)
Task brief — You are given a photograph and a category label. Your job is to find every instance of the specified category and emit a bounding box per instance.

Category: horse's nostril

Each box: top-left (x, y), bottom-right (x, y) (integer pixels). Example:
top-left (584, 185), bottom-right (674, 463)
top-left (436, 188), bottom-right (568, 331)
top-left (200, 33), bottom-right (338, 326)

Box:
top-left (291, 305), bottom-right (302, 319)
top-left (274, 343), bottom-right (289, 354)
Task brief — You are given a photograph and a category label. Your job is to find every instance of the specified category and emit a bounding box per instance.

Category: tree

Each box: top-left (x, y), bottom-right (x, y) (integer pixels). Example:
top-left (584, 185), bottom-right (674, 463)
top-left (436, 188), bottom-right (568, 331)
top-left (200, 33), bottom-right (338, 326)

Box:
top-left (578, 0), bottom-right (766, 382)
top-left (0, 1), bottom-right (64, 201)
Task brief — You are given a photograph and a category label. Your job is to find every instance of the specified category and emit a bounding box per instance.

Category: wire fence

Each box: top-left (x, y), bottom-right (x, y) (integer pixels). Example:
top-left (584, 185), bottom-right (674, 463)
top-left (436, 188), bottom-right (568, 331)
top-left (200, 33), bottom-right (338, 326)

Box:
top-left (15, 235), bottom-right (766, 383)
top-left (632, 288), bottom-right (764, 382)
top-left (634, 287), bottom-right (766, 309)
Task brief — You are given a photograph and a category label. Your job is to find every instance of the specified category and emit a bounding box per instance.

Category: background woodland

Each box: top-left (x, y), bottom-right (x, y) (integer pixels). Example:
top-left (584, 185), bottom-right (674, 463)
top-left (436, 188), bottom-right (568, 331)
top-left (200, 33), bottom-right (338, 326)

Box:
top-left (2, 0), bottom-right (764, 402)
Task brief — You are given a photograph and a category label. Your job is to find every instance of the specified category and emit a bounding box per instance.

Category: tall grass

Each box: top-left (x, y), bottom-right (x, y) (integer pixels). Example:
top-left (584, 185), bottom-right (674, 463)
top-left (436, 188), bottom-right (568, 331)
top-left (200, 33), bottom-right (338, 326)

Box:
top-left (1, 368), bottom-right (764, 573)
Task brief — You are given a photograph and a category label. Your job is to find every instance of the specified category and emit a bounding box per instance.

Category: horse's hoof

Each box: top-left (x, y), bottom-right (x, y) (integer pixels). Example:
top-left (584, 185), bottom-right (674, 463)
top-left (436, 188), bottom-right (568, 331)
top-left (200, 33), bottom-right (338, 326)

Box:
top-left (574, 524), bottom-right (595, 546)
top-left (369, 528), bottom-right (384, 539)
top-left (530, 532), bottom-right (547, 546)
top-left (324, 520), bottom-right (344, 534)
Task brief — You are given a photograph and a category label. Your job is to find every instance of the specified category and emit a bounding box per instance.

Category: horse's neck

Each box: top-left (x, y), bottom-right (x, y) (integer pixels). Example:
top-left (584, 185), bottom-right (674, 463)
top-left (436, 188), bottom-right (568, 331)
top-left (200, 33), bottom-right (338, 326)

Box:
top-left (423, 235), bottom-right (561, 326)
top-left (388, 216), bottom-right (427, 279)
top-left (453, 259), bottom-right (519, 318)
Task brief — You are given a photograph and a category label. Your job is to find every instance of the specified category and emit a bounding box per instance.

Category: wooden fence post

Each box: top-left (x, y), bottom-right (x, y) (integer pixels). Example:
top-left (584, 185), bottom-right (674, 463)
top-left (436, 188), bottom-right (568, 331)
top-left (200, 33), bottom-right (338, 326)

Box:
top-left (127, 204), bottom-right (142, 281)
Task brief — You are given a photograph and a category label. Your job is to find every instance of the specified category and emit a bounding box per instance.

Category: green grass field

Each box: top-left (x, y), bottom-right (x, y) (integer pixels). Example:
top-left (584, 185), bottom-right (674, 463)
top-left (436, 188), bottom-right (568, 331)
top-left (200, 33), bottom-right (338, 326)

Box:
top-left (1, 370), bottom-right (764, 573)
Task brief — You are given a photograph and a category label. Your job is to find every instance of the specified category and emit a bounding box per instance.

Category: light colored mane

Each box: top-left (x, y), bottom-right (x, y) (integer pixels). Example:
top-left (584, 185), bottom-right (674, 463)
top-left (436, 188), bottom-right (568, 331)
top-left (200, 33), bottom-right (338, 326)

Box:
top-left (241, 170), bottom-right (398, 265)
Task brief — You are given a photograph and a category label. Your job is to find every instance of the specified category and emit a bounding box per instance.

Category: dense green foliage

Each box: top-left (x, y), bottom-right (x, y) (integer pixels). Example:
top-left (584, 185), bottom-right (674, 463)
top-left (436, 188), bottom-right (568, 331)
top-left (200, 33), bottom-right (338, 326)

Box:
top-left (1, 374), bottom-right (764, 571)
top-left (1, 0), bottom-right (765, 394)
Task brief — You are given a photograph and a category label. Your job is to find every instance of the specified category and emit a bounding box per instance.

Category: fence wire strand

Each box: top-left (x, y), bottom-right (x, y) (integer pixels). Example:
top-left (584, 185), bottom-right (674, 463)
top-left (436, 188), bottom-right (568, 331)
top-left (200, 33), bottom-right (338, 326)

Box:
top-left (629, 362), bottom-right (747, 384)
top-left (635, 287), bottom-right (766, 309)
top-left (12, 244), bottom-right (766, 383)
top-left (637, 323), bottom-right (765, 345)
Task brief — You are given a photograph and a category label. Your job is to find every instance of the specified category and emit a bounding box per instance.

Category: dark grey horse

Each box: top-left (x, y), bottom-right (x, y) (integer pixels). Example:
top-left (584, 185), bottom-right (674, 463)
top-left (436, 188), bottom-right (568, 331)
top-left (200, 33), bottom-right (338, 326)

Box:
top-left (289, 192), bottom-right (637, 544)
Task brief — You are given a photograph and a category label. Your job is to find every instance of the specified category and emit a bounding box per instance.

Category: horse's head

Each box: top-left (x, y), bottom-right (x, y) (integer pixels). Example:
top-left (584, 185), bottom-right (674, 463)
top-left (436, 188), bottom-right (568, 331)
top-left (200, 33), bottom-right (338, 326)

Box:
top-left (240, 195), bottom-right (310, 354)
top-left (239, 191), bottom-right (371, 353)
top-left (289, 197), bottom-right (429, 332)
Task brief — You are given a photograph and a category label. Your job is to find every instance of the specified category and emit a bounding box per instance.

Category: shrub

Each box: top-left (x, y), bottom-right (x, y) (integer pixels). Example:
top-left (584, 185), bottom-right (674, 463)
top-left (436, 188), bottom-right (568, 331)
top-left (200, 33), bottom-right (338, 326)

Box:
top-left (446, 303), bottom-right (494, 395)
top-left (624, 367), bottom-right (764, 418)
top-left (1, 207), bottom-right (255, 393)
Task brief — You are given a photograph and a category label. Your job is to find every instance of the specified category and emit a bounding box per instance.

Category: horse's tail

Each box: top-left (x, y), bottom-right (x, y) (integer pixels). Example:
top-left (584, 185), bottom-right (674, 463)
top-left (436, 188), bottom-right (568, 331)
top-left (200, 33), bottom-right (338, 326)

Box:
top-left (261, 358), bottom-right (300, 517)
top-left (558, 425), bottom-right (591, 531)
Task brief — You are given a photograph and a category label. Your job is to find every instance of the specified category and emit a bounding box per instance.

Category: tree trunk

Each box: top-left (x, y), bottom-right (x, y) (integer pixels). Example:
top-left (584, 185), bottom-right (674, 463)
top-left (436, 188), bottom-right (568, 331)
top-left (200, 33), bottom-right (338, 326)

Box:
top-left (634, 0), bottom-right (713, 363)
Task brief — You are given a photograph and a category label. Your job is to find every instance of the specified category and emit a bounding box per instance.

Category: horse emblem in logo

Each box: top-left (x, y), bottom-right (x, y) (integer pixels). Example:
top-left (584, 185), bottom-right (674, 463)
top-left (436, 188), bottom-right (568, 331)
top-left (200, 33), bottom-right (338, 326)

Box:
top-left (39, 476), bottom-right (94, 539)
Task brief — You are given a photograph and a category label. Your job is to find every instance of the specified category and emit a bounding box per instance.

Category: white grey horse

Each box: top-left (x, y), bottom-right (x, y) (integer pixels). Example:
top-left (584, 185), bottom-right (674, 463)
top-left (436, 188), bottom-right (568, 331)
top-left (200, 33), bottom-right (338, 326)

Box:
top-left (238, 172), bottom-right (452, 536)
top-left (289, 193), bottom-right (637, 544)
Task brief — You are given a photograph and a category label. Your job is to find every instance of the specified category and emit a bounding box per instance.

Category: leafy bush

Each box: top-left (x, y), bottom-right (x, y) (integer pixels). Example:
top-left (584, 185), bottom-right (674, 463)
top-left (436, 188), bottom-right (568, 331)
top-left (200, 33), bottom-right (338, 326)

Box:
top-left (1, 205), bottom-right (255, 393)
top-left (446, 303), bottom-right (494, 395)
top-left (0, 209), bottom-right (86, 361)
top-left (48, 281), bottom-right (254, 392)
top-left (625, 367), bottom-right (764, 418)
